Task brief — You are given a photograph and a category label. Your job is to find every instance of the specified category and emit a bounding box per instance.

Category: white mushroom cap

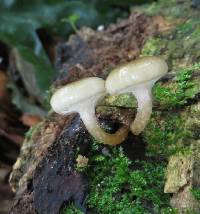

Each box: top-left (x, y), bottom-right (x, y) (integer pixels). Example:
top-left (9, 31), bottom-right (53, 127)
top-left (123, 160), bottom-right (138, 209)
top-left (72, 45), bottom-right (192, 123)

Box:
top-left (50, 77), bottom-right (105, 114)
top-left (105, 56), bottom-right (168, 94)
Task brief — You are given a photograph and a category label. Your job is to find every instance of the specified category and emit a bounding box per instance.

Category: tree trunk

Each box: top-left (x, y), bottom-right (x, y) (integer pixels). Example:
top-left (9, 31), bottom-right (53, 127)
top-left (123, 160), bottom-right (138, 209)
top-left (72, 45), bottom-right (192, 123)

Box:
top-left (9, 0), bottom-right (200, 213)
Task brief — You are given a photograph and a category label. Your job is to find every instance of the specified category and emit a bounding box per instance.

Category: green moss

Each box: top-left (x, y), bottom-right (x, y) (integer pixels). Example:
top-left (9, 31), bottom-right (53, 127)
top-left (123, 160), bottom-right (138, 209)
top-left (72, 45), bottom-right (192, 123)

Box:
top-left (104, 93), bottom-right (136, 108)
top-left (153, 65), bottom-right (200, 109)
top-left (141, 38), bottom-right (167, 57)
top-left (62, 204), bottom-right (84, 214)
top-left (86, 146), bottom-right (175, 214)
top-left (142, 0), bottom-right (192, 18)
top-left (143, 110), bottom-right (193, 158)
top-left (191, 188), bottom-right (200, 202)
top-left (185, 210), bottom-right (199, 214)
top-left (191, 26), bottom-right (200, 38)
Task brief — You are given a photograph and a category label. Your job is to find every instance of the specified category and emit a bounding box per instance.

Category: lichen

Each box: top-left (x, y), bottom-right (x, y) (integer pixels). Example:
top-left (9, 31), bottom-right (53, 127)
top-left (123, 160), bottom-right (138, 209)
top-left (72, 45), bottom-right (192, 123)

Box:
top-left (164, 153), bottom-right (192, 193)
top-left (76, 154), bottom-right (89, 172)
top-left (141, 0), bottom-right (200, 66)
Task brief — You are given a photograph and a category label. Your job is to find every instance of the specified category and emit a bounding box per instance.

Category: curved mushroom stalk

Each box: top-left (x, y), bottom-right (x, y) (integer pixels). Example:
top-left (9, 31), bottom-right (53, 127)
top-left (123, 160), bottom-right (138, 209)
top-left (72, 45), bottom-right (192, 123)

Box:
top-left (128, 82), bottom-right (153, 135)
top-left (78, 95), bottom-right (129, 145)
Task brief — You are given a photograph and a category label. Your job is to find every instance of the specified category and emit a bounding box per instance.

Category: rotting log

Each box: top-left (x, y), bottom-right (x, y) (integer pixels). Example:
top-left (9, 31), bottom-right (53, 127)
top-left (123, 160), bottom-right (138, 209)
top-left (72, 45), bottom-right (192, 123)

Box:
top-left (9, 1), bottom-right (200, 213)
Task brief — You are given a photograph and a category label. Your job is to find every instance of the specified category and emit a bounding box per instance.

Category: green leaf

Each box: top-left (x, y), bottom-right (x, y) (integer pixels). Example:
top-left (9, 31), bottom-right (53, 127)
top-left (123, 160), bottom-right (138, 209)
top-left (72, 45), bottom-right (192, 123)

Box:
top-left (12, 47), bottom-right (54, 103)
top-left (0, 0), bottom-right (113, 105)
top-left (8, 82), bottom-right (47, 117)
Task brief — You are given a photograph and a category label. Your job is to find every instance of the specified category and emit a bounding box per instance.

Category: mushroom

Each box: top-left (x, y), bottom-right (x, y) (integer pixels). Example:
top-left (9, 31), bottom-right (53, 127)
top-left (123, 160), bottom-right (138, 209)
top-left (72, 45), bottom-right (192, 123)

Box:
top-left (105, 56), bottom-right (168, 135)
top-left (50, 77), bottom-right (128, 145)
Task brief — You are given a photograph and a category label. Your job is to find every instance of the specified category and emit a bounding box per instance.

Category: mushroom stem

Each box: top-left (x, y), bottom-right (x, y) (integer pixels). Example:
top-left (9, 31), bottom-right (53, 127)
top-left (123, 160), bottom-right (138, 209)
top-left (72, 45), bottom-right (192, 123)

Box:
top-left (127, 82), bottom-right (154, 135)
top-left (78, 94), bottom-right (128, 145)
top-left (131, 88), bottom-right (152, 135)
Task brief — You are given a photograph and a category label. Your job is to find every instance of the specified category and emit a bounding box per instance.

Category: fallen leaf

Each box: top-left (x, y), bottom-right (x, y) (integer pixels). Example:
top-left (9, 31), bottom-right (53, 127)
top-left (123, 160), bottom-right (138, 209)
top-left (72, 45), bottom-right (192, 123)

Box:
top-left (0, 70), bottom-right (8, 98)
top-left (20, 114), bottom-right (42, 127)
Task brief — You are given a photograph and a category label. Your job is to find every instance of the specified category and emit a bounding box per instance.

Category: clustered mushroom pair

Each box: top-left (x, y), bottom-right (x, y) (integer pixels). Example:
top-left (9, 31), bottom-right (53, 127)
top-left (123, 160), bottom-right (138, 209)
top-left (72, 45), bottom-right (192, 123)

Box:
top-left (50, 56), bottom-right (168, 145)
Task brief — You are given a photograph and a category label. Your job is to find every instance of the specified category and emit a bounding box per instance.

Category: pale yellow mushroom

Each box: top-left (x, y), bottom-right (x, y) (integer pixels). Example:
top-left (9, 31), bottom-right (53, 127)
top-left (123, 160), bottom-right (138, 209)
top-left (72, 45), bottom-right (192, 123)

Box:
top-left (105, 56), bottom-right (168, 135)
top-left (50, 77), bottom-right (128, 145)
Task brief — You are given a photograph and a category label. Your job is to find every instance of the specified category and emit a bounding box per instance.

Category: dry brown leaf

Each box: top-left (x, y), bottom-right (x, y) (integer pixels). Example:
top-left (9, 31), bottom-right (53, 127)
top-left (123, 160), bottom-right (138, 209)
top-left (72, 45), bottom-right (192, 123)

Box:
top-left (20, 114), bottom-right (42, 127)
top-left (0, 70), bottom-right (8, 98)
